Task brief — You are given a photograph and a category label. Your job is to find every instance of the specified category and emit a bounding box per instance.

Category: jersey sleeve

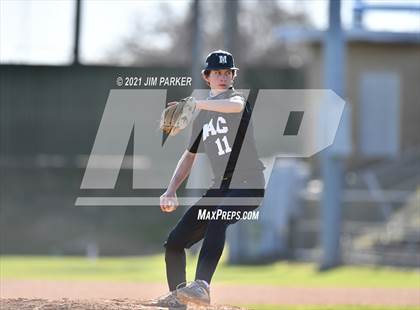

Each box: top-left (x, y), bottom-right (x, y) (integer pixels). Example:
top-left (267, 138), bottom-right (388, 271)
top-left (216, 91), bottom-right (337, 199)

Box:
top-left (230, 90), bottom-right (246, 102)
top-left (187, 112), bottom-right (205, 153)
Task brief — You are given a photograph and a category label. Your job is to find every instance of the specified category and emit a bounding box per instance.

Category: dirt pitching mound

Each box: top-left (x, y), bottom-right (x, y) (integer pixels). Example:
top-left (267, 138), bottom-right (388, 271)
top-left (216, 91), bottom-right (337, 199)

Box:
top-left (0, 298), bottom-right (246, 310)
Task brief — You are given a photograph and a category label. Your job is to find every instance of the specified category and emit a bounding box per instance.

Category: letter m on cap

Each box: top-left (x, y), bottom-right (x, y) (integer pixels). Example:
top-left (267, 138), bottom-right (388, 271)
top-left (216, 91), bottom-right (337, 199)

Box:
top-left (219, 55), bottom-right (227, 64)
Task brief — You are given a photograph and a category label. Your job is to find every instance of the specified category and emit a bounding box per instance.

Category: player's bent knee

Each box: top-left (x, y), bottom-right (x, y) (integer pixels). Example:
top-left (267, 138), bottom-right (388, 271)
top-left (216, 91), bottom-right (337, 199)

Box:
top-left (163, 232), bottom-right (188, 251)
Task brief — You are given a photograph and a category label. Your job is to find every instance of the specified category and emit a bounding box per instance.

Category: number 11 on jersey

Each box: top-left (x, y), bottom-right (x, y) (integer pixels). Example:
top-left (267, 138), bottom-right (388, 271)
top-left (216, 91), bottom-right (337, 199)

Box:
top-left (215, 136), bottom-right (232, 156)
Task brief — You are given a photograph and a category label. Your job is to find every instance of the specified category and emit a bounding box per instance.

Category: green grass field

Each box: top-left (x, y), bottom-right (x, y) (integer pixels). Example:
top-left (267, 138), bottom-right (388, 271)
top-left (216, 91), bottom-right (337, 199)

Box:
top-left (1, 254), bottom-right (419, 288)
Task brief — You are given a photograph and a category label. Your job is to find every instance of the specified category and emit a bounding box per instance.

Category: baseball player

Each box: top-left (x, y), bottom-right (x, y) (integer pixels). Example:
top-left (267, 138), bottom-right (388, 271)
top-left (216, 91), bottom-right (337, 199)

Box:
top-left (147, 50), bottom-right (265, 307)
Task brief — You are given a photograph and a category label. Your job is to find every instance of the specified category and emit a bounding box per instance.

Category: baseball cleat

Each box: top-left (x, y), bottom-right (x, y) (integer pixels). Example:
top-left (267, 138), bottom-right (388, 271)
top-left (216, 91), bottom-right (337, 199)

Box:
top-left (176, 279), bottom-right (211, 306)
top-left (143, 290), bottom-right (186, 308)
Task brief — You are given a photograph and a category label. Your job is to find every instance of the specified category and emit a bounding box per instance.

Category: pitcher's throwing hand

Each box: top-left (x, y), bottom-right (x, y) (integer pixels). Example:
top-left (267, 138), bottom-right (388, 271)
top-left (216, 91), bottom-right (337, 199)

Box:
top-left (160, 191), bottom-right (178, 213)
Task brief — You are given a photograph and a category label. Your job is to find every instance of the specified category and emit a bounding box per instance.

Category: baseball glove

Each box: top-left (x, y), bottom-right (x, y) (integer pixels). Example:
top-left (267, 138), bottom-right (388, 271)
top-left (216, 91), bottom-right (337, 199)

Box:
top-left (160, 97), bottom-right (196, 136)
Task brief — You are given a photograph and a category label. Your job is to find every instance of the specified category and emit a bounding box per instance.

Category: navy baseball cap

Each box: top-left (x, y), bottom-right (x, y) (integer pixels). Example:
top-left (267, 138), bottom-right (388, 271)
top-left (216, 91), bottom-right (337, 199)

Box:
top-left (203, 50), bottom-right (239, 72)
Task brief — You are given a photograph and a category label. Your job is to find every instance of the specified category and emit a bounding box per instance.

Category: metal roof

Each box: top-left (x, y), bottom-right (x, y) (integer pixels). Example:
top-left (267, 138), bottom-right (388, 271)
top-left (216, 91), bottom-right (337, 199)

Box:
top-left (274, 27), bottom-right (420, 45)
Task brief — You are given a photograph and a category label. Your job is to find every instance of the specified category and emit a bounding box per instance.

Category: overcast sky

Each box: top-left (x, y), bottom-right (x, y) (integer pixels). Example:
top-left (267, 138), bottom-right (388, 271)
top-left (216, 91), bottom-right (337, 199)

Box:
top-left (1, 0), bottom-right (419, 65)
